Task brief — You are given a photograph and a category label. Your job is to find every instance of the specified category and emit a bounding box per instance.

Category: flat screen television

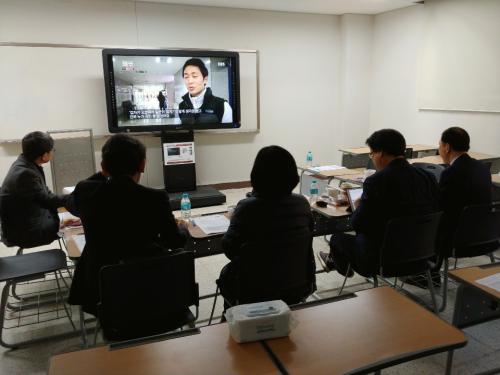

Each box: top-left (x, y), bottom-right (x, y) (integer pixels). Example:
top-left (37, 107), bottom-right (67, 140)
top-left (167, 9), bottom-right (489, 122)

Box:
top-left (102, 49), bottom-right (241, 132)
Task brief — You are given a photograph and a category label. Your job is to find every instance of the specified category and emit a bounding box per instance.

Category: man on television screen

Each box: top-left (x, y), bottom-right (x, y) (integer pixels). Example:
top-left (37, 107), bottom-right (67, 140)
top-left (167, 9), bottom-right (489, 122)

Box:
top-left (178, 58), bottom-right (233, 125)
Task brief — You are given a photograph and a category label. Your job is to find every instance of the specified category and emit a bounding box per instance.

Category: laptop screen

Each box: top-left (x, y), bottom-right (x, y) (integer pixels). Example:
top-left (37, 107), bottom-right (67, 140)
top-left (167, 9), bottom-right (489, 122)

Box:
top-left (346, 188), bottom-right (363, 212)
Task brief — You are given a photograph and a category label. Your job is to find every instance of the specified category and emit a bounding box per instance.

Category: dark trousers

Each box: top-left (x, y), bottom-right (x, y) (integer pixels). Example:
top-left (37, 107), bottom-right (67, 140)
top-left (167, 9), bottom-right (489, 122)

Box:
top-left (329, 232), bottom-right (378, 277)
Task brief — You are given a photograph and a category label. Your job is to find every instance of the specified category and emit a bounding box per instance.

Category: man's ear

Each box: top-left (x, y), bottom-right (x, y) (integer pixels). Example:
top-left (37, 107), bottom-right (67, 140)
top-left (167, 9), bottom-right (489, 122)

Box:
top-left (442, 143), bottom-right (451, 154)
top-left (139, 158), bottom-right (146, 173)
top-left (40, 152), bottom-right (51, 164)
top-left (101, 161), bottom-right (110, 177)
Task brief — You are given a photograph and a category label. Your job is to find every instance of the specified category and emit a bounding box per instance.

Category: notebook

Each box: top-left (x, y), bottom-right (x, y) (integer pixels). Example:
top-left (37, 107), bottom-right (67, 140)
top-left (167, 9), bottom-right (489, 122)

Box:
top-left (346, 187), bottom-right (363, 212)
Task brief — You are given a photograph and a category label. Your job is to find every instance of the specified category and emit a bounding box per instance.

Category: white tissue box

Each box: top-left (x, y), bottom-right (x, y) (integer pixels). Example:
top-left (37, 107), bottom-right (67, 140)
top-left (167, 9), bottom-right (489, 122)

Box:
top-left (225, 300), bottom-right (291, 343)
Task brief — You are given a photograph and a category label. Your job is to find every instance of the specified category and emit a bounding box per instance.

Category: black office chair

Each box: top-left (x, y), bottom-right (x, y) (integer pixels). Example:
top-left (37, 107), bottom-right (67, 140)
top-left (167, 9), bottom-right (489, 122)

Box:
top-left (338, 212), bottom-right (443, 313)
top-left (0, 249), bottom-right (75, 348)
top-left (209, 227), bottom-right (316, 323)
top-left (96, 251), bottom-right (199, 342)
top-left (0, 211), bottom-right (69, 302)
top-left (437, 203), bottom-right (500, 312)
top-left (413, 162), bottom-right (446, 183)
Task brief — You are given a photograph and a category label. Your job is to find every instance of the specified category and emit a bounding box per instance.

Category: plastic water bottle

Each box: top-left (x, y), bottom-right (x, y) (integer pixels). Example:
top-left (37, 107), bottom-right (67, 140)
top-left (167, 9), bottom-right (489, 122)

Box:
top-left (309, 180), bottom-right (319, 203)
top-left (306, 151), bottom-right (313, 167)
top-left (180, 193), bottom-right (191, 219)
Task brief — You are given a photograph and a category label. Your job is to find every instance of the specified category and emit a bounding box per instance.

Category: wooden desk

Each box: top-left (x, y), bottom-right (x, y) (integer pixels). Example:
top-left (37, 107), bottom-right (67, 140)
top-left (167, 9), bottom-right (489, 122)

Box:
top-left (340, 144), bottom-right (437, 155)
top-left (49, 322), bottom-right (279, 375)
top-left (448, 264), bottom-right (500, 329)
top-left (449, 264), bottom-right (500, 301)
top-left (446, 264), bottom-right (500, 374)
top-left (298, 165), bottom-right (365, 179)
top-left (266, 287), bottom-right (466, 375)
top-left (311, 202), bottom-right (350, 218)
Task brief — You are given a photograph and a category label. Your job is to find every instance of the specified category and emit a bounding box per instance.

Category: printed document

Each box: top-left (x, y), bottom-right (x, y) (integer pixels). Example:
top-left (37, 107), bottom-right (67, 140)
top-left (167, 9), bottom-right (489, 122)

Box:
top-left (476, 273), bottom-right (500, 293)
top-left (193, 214), bottom-right (230, 235)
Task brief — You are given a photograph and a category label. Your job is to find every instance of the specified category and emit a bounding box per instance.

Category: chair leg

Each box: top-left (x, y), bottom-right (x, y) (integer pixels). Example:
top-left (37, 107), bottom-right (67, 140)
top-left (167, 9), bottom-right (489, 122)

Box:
top-left (489, 253), bottom-right (495, 263)
top-left (93, 319), bottom-right (100, 346)
top-left (0, 281), bottom-right (18, 349)
top-left (337, 264), bottom-right (351, 296)
top-left (208, 286), bottom-right (219, 326)
top-left (373, 275), bottom-right (379, 288)
top-left (10, 248), bottom-right (25, 301)
top-left (439, 258), bottom-right (449, 312)
top-left (425, 270), bottom-right (438, 314)
top-left (53, 271), bottom-right (76, 331)
top-left (445, 350), bottom-right (454, 375)
top-left (79, 307), bottom-right (88, 348)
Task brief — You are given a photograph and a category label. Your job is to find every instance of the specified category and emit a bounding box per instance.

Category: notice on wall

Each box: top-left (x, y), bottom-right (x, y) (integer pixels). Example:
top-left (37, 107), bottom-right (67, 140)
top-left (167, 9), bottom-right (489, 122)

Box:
top-left (163, 142), bottom-right (195, 165)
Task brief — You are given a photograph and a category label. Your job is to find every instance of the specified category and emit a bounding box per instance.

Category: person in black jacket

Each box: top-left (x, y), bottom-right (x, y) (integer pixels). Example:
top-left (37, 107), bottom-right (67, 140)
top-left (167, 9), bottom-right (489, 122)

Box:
top-left (218, 145), bottom-right (315, 306)
top-left (67, 134), bottom-right (187, 315)
top-left (178, 58), bottom-right (233, 125)
top-left (319, 129), bottom-right (439, 277)
top-left (438, 127), bottom-right (493, 255)
top-left (0, 131), bottom-right (69, 248)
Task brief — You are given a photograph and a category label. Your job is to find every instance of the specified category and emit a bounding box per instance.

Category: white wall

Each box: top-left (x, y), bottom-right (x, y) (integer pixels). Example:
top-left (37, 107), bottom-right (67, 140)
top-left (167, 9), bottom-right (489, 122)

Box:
top-left (338, 14), bottom-right (373, 149)
top-left (0, 0), bottom-right (348, 187)
top-left (3, 0), bottom-right (497, 190)
top-left (370, 2), bottom-right (500, 156)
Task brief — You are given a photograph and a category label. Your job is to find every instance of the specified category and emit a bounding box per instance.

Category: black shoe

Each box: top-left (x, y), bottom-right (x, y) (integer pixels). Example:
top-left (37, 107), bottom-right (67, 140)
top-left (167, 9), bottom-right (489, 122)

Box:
top-left (318, 251), bottom-right (354, 277)
top-left (318, 251), bottom-right (335, 272)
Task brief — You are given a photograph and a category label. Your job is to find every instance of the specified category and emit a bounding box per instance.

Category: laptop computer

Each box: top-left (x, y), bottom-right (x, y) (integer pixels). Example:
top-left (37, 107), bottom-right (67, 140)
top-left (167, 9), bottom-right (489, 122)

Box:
top-left (346, 187), bottom-right (363, 212)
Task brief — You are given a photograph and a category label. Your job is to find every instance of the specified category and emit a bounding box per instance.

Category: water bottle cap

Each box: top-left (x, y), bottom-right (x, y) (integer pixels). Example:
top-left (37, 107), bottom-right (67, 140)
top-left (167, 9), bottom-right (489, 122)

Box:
top-left (182, 192), bottom-right (188, 197)
top-left (312, 180), bottom-right (317, 183)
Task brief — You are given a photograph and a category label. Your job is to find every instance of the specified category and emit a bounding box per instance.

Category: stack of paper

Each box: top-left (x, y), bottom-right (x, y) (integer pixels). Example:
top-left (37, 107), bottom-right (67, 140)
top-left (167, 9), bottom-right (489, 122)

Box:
top-left (193, 214), bottom-right (230, 234)
top-left (476, 273), bottom-right (500, 293)
top-left (310, 165), bottom-right (346, 172)
top-left (72, 234), bottom-right (86, 253)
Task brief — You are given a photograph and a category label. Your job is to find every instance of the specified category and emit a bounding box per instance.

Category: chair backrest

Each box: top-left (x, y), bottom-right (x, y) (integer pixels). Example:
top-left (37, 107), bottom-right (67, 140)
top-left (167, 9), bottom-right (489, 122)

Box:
top-left (453, 203), bottom-right (500, 253)
top-left (379, 211), bottom-right (443, 276)
top-left (235, 227), bottom-right (315, 305)
top-left (482, 161), bottom-right (492, 173)
top-left (98, 250), bottom-right (198, 341)
top-left (48, 129), bottom-right (96, 195)
top-left (412, 162), bottom-right (446, 182)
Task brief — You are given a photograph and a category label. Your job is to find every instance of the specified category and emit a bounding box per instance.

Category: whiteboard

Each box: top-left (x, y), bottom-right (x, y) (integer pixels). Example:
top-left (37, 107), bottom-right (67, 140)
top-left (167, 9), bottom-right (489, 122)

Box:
top-left (0, 44), bottom-right (259, 141)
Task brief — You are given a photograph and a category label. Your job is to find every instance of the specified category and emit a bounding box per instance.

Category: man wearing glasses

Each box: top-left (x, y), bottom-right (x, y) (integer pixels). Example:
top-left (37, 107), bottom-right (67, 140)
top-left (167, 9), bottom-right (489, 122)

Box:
top-left (319, 129), bottom-right (439, 278)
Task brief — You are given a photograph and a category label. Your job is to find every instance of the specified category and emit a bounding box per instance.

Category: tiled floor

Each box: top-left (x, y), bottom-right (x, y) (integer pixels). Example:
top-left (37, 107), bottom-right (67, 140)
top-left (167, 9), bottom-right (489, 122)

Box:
top-left (0, 187), bottom-right (499, 374)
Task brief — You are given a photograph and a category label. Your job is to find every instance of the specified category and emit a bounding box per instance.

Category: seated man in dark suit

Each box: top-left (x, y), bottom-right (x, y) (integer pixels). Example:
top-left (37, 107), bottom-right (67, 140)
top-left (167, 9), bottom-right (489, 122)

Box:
top-left (319, 129), bottom-right (439, 277)
top-left (438, 127), bottom-right (493, 255)
top-left (0, 131), bottom-right (70, 248)
top-left (67, 134), bottom-right (187, 315)
top-left (218, 145), bottom-right (316, 306)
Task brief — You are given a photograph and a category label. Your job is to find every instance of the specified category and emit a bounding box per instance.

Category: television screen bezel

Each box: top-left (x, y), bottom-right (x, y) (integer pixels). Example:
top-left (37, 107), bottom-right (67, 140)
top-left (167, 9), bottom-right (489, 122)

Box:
top-left (102, 48), bottom-right (241, 133)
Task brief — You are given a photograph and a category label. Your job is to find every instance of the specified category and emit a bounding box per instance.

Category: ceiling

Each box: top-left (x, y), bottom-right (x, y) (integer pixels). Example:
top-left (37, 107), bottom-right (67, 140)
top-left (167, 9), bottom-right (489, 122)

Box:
top-left (136, 0), bottom-right (421, 15)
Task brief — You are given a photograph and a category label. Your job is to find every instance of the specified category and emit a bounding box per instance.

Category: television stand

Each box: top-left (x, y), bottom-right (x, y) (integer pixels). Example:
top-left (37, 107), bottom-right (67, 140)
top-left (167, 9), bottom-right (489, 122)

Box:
top-left (167, 186), bottom-right (226, 210)
top-left (161, 130), bottom-right (226, 209)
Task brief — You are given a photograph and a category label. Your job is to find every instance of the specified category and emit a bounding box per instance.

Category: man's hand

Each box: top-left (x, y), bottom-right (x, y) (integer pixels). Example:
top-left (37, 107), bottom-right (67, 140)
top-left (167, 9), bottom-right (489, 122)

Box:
top-left (353, 198), bottom-right (362, 210)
